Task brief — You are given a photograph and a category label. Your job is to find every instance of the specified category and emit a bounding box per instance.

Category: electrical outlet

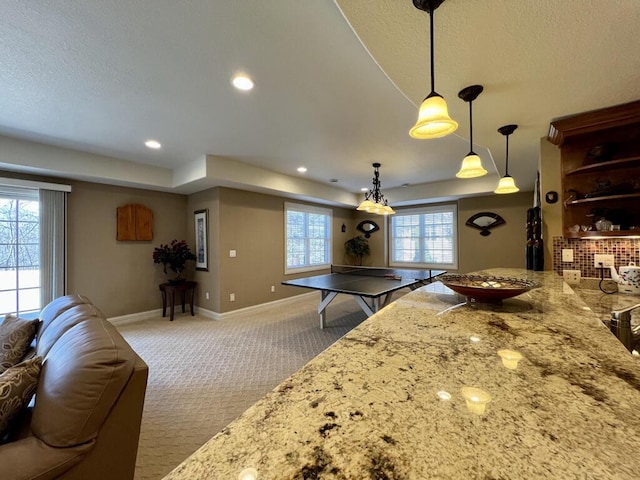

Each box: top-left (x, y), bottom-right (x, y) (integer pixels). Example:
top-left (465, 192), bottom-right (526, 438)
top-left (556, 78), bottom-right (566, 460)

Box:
top-left (205, 292), bottom-right (210, 300)
top-left (594, 254), bottom-right (615, 268)
top-left (562, 270), bottom-right (581, 285)
top-left (229, 250), bottom-right (237, 258)
top-left (561, 249), bottom-right (574, 262)
top-left (229, 293), bottom-right (235, 302)
top-left (270, 285), bottom-right (275, 293)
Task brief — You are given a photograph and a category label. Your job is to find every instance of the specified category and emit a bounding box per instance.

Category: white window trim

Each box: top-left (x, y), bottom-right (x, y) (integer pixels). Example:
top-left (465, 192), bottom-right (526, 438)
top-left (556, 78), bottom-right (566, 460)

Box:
top-left (284, 202), bottom-right (332, 275)
top-left (388, 203), bottom-right (458, 270)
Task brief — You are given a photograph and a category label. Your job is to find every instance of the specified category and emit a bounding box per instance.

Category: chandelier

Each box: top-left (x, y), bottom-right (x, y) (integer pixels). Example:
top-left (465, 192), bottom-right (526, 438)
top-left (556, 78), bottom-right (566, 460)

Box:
top-left (356, 163), bottom-right (395, 215)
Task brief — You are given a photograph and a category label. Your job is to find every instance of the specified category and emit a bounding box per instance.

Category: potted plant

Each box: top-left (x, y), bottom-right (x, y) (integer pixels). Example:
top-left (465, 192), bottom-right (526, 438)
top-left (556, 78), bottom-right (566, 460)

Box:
top-left (344, 235), bottom-right (370, 266)
top-left (152, 239), bottom-right (197, 282)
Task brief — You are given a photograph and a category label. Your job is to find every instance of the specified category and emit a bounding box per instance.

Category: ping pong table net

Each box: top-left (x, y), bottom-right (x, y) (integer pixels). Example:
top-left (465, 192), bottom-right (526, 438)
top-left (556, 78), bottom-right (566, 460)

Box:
top-left (331, 265), bottom-right (400, 277)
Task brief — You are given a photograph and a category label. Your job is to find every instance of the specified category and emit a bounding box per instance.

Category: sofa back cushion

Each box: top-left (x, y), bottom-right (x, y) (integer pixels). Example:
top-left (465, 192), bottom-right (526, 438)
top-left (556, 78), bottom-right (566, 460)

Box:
top-left (31, 320), bottom-right (136, 447)
top-left (37, 294), bottom-right (93, 339)
top-left (36, 303), bottom-right (105, 359)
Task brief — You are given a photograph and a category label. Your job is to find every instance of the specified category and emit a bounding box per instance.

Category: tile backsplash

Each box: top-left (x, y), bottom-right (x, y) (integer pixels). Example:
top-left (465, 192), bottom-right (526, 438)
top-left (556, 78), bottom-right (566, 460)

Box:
top-left (552, 236), bottom-right (640, 278)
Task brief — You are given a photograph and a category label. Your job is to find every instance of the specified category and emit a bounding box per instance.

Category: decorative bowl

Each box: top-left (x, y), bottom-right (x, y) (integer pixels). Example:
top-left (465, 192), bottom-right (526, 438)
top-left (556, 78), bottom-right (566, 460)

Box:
top-left (438, 274), bottom-right (541, 303)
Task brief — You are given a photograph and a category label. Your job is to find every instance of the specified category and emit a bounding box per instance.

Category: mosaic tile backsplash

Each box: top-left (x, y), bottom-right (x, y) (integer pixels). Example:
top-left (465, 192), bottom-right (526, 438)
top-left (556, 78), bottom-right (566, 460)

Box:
top-left (552, 236), bottom-right (640, 278)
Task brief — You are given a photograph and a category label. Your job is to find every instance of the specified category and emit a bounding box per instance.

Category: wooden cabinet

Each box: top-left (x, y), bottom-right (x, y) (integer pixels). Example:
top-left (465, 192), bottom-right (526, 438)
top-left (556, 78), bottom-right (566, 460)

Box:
top-left (547, 100), bottom-right (640, 238)
top-left (117, 204), bottom-right (153, 241)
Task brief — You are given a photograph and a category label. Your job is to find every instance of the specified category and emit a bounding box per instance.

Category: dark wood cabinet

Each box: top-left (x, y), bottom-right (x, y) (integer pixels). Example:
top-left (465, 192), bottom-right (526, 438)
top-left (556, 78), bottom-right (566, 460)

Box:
top-left (117, 204), bottom-right (153, 241)
top-left (547, 100), bottom-right (640, 238)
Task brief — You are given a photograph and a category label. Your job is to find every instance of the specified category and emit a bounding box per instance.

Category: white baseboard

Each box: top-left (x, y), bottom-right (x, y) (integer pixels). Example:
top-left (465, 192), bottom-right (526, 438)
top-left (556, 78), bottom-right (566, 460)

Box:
top-left (108, 309), bottom-right (162, 326)
top-left (108, 292), bottom-right (317, 324)
top-left (203, 292), bottom-right (317, 321)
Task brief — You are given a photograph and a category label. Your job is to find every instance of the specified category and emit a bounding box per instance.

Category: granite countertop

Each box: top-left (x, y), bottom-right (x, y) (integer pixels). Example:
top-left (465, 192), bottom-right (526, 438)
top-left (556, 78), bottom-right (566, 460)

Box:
top-left (164, 268), bottom-right (640, 479)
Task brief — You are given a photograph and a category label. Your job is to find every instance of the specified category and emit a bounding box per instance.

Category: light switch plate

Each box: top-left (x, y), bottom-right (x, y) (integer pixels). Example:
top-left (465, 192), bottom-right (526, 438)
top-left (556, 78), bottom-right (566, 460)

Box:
top-left (562, 249), bottom-right (574, 262)
top-left (229, 249), bottom-right (237, 258)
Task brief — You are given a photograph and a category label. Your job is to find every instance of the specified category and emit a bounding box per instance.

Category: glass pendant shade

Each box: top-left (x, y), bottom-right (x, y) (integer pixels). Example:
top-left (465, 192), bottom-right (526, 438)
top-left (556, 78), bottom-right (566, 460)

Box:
top-left (456, 153), bottom-right (487, 178)
top-left (357, 199), bottom-right (375, 211)
top-left (410, 94), bottom-right (458, 139)
top-left (494, 175), bottom-right (519, 194)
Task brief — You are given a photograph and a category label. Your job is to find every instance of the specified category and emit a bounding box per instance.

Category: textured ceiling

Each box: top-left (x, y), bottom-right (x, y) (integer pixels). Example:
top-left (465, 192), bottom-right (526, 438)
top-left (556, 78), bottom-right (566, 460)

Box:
top-left (1, 1), bottom-right (639, 206)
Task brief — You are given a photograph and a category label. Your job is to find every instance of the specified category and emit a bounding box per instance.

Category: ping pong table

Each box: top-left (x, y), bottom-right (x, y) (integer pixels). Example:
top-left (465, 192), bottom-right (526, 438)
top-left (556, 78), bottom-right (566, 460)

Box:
top-left (282, 265), bottom-right (446, 329)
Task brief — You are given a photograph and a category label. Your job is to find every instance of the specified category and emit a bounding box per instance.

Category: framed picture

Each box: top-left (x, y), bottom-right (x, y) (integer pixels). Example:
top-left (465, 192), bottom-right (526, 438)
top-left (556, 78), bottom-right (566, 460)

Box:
top-left (194, 209), bottom-right (208, 271)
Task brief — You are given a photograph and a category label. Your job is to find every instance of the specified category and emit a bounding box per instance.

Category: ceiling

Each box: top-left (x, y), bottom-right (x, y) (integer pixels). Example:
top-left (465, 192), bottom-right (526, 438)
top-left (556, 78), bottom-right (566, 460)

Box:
top-left (1, 1), bottom-right (639, 207)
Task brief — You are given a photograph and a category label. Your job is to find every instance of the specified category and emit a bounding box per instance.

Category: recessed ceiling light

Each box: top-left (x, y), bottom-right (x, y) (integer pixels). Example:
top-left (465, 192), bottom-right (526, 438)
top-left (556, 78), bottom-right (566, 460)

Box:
top-left (231, 74), bottom-right (255, 91)
top-left (145, 140), bottom-right (162, 149)
top-left (401, 183), bottom-right (410, 188)
top-left (360, 187), bottom-right (369, 192)
top-left (329, 178), bottom-right (338, 183)
top-left (297, 167), bottom-right (307, 173)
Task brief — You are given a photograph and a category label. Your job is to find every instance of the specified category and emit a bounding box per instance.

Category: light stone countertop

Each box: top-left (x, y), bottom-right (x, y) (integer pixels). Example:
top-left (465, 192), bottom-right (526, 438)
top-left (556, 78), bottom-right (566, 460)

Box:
top-left (164, 268), bottom-right (640, 479)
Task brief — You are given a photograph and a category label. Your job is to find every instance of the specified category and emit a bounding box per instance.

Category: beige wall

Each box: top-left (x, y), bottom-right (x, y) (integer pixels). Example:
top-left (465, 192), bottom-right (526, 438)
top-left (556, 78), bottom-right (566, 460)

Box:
top-left (188, 187), bottom-right (354, 313)
top-left (539, 137), bottom-right (562, 270)
top-left (1, 169), bottom-right (537, 317)
top-left (458, 192), bottom-right (533, 273)
top-left (67, 181), bottom-right (188, 317)
top-left (348, 194), bottom-right (533, 274)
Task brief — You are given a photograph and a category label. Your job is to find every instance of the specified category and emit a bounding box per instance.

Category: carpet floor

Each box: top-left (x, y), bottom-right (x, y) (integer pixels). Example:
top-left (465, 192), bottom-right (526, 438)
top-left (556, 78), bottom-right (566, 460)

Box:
top-left (117, 293), bottom-right (371, 480)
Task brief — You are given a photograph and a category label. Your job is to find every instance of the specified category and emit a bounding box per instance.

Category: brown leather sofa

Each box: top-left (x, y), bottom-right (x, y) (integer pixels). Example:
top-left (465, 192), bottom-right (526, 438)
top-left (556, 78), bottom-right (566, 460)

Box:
top-left (0, 294), bottom-right (148, 480)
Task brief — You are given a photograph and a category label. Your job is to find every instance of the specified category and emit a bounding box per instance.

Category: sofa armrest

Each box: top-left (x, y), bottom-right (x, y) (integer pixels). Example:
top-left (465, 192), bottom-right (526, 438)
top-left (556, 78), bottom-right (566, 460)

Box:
top-left (60, 356), bottom-right (149, 480)
top-left (0, 436), bottom-right (92, 480)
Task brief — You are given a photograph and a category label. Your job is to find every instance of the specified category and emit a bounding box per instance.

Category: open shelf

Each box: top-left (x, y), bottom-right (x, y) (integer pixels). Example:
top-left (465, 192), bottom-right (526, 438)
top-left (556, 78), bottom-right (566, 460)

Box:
top-left (548, 100), bottom-right (640, 238)
top-left (565, 229), bottom-right (640, 239)
top-left (566, 192), bottom-right (640, 205)
top-left (565, 156), bottom-right (640, 176)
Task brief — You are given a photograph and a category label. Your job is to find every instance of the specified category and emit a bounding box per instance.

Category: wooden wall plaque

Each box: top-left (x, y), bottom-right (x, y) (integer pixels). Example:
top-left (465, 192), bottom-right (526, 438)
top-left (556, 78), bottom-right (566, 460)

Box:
top-left (117, 204), bottom-right (153, 241)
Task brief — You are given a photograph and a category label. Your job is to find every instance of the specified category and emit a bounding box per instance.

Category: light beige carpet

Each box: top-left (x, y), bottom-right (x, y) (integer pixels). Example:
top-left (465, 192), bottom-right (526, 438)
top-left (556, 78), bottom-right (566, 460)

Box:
top-left (117, 293), bottom-right (371, 480)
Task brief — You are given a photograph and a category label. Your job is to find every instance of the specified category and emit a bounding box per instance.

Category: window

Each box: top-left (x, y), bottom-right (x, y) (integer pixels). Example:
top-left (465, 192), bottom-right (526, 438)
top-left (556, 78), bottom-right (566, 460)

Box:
top-left (0, 187), bottom-right (40, 319)
top-left (285, 202), bottom-right (331, 274)
top-left (389, 204), bottom-right (457, 269)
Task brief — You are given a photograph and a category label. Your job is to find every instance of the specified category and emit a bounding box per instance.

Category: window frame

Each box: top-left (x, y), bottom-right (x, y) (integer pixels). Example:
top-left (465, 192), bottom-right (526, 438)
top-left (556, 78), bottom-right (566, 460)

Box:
top-left (284, 202), bottom-right (332, 275)
top-left (0, 187), bottom-right (40, 318)
top-left (388, 203), bottom-right (458, 270)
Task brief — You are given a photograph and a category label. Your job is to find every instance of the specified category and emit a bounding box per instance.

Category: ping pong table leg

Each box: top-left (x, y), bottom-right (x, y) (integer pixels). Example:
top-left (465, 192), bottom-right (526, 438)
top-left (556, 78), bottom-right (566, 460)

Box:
top-left (318, 290), bottom-right (339, 329)
top-left (380, 293), bottom-right (395, 308)
top-left (353, 296), bottom-right (375, 317)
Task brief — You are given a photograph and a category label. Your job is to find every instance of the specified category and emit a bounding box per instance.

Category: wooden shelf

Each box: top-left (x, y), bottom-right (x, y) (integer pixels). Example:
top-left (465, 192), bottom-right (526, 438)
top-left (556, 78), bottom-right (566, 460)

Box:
top-left (565, 229), bottom-right (640, 239)
top-left (549, 101), bottom-right (640, 238)
top-left (566, 192), bottom-right (640, 206)
top-left (565, 156), bottom-right (640, 176)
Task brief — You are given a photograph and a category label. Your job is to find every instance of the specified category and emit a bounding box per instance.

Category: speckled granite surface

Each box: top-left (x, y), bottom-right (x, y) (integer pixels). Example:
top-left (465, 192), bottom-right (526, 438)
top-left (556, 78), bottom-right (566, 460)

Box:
top-left (164, 269), bottom-right (640, 479)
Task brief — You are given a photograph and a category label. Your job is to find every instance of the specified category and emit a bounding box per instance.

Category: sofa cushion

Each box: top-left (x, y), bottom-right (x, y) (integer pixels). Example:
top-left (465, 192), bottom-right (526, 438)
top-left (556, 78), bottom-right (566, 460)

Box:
top-left (37, 294), bottom-right (93, 340)
top-left (36, 304), bottom-right (105, 359)
top-left (0, 356), bottom-right (42, 438)
top-left (0, 316), bottom-right (39, 374)
top-left (31, 320), bottom-right (135, 448)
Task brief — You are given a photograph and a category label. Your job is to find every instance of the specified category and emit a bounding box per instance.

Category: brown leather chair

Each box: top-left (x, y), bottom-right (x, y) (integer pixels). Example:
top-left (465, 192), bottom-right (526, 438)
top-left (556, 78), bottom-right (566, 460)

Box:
top-left (0, 294), bottom-right (148, 480)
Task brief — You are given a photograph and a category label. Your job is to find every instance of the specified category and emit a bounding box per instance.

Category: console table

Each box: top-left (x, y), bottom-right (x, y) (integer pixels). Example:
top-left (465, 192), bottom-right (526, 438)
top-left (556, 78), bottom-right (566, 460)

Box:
top-left (159, 281), bottom-right (196, 321)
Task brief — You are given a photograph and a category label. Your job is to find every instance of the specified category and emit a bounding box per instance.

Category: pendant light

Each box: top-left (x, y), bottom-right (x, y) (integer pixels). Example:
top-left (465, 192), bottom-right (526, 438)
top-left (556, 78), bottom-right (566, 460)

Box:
top-left (494, 124), bottom-right (520, 194)
top-left (456, 85), bottom-right (487, 178)
top-left (409, 0), bottom-right (458, 139)
top-left (357, 163), bottom-right (395, 216)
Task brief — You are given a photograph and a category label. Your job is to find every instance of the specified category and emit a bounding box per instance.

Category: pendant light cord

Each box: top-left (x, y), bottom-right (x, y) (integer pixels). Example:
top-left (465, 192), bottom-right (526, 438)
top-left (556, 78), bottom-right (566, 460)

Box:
top-left (468, 101), bottom-right (474, 152)
top-left (429, 6), bottom-right (435, 93)
top-left (504, 134), bottom-right (510, 176)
